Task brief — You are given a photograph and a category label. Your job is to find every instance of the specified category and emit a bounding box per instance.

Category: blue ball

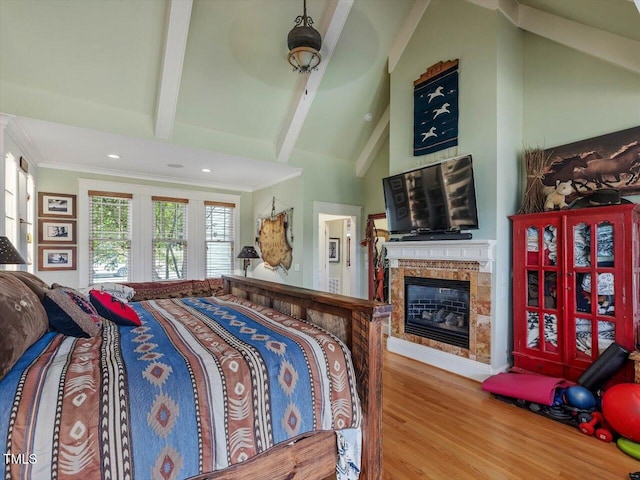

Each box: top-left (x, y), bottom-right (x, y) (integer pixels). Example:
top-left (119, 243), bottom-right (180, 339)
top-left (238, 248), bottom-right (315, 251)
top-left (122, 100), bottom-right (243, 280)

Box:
top-left (565, 385), bottom-right (596, 409)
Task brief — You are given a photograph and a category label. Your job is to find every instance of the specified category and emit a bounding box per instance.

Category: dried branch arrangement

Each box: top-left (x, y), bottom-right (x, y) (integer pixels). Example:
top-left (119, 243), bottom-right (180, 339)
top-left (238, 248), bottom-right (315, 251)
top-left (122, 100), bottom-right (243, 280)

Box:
top-left (518, 146), bottom-right (551, 214)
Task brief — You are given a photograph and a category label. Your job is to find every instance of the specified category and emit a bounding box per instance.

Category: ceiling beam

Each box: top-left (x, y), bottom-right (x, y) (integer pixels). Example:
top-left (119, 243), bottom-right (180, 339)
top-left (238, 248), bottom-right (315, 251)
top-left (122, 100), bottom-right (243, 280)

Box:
top-left (388, 0), bottom-right (431, 74)
top-left (467, 0), bottom-right (640, 75)
top-left (465, 0), bottom-right (518, 26)
top-left (275, 0), bottom-right (354, 163)
top-left (355, 106), bottom-right (389, 178)
top-left (154, 0), bottom-right (193, 140)
top-left (519, 5), bottom-right (640, 75)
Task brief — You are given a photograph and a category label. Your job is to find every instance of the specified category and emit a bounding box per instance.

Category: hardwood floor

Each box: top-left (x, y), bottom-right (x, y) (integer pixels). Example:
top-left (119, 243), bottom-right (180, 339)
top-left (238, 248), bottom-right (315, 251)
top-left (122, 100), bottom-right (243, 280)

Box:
top-left (382, 350), bottom-right (639, 479)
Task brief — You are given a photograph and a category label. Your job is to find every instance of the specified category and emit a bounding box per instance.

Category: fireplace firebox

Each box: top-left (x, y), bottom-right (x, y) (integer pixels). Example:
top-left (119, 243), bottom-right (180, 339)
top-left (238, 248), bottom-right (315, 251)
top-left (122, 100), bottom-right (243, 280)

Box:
top-left (404, 276), bottom-right (470, 349)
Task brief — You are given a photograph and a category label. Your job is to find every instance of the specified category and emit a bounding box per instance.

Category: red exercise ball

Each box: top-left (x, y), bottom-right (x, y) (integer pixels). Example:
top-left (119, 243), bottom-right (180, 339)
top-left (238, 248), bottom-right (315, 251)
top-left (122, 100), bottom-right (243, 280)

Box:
top-left (602, 383), bottom-right (640, 442)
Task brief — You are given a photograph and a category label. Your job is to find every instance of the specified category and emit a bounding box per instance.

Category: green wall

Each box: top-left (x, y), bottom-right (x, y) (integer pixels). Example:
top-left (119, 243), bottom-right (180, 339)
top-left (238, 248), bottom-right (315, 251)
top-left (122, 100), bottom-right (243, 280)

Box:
top-left (494, 11), bottom-right (524, 367)
top-left (522, 34), bottom-right (640, 148)
top-left (390, 0), bottom-right (499, 240)
top-left (390, 0), bottom-right (519, 372)
top-left (386, 0), bottom-right (639, 372)
top-left (291, 150), bottom-right (364, 290)
top-left (360, 137), bottom-right (390, 296)
top-left (28, 1), bottom-right (640, 306)
top-left (362, 137), bottom-right (389, 221)
top-left (35, 147), bottom-right (368, 293)
top-left (251, 174), bottom-right (303, 286)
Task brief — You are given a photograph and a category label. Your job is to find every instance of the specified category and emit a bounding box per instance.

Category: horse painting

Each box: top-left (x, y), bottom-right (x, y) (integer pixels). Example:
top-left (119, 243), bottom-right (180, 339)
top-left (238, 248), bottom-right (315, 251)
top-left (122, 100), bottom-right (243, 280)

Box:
top-left (542, 126), bottom-right (640, 198)
top-left (573, 142), bottom-right (640, 188)
top-left (541, 154), bottom-right (589, 191)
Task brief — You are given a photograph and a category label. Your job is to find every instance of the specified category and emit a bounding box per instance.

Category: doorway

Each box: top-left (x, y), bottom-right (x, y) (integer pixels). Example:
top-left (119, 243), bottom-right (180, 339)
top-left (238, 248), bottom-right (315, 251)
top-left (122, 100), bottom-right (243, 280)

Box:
top-left (313, 202), bottom-right (362, 297)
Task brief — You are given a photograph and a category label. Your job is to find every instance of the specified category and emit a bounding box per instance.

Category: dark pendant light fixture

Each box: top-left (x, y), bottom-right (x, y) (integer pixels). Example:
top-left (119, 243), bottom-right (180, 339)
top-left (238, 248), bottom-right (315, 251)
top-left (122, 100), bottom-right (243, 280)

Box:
top-left (287, 0), bottom-right (322, 74)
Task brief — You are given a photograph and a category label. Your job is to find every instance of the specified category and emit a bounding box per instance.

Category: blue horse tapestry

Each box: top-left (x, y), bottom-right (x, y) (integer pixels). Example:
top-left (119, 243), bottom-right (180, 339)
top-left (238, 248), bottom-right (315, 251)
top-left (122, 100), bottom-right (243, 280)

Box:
top-left (413, 59), bottom-right (459, 157)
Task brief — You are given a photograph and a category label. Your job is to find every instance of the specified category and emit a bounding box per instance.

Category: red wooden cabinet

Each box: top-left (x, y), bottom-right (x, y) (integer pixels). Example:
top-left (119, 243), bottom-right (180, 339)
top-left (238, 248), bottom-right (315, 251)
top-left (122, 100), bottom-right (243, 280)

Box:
top-left (510, 203), bottom-right (640, 382)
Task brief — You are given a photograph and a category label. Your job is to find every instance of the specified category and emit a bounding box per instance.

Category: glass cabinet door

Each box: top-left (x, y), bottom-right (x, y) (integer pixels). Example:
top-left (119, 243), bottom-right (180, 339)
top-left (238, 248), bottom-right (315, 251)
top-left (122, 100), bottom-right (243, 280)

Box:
top-left (524, 224), bottom-right (560, 355)
top-left (568, 219), bottom-right (618, 363)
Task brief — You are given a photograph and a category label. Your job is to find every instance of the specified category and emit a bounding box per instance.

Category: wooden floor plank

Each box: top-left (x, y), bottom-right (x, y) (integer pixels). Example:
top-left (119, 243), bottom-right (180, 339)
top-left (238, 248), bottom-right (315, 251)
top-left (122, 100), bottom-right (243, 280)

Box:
top-left (382, 350), bottom-right (639, 479)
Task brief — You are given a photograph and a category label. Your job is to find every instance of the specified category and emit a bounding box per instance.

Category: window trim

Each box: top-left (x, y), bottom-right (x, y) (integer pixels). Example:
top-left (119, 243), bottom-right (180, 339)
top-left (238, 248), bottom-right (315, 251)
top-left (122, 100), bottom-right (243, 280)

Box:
top-left (78, 179), bottom-right (240, 287)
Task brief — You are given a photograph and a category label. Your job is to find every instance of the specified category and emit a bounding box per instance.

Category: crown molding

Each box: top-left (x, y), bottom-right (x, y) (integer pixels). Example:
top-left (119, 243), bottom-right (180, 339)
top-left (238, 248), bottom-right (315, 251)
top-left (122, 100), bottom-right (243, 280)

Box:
top-left (4, 116), bottom-right (44, 167)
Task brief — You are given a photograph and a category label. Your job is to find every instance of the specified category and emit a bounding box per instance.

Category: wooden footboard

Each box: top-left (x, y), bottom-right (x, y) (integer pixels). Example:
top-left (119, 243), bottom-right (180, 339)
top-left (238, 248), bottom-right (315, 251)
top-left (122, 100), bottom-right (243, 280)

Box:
top-left (216, 275), bottom-right (391, 480)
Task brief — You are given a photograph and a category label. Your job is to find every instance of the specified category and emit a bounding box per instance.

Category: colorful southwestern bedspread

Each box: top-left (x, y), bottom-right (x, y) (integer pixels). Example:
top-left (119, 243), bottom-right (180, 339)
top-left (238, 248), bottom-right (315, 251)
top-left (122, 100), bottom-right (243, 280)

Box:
top-left (0, 294), bottom-right (362, 479)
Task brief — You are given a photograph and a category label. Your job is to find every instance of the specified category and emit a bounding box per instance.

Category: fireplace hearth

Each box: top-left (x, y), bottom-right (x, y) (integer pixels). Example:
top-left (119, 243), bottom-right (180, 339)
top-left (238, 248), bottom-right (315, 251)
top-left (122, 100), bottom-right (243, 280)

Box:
top-left (405, 276), bottom-right (470, 349)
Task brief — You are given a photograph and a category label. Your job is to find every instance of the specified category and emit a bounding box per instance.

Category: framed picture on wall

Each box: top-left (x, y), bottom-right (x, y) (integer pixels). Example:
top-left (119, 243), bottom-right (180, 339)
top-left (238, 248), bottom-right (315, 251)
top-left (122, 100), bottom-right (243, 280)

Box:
top-left (38, 219), bottom-right (76, 244)
top-left (38, 192), bottom-right (77, 218)
top-left (328, 237), bottom-right (340, 263)
top-left (38, 246), bottom-right (77, 271)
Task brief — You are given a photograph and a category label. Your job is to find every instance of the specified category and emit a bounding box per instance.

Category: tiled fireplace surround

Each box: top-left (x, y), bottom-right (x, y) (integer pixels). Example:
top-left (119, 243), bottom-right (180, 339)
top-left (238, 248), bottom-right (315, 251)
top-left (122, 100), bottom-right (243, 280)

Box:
top-left (385, 240), bottom-right (496, 380)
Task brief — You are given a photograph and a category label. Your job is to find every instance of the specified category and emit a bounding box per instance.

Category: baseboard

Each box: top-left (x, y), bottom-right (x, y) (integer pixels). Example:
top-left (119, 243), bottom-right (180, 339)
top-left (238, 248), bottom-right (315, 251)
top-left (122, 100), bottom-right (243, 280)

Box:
top-left (386, 336), bottom-right (508, 382)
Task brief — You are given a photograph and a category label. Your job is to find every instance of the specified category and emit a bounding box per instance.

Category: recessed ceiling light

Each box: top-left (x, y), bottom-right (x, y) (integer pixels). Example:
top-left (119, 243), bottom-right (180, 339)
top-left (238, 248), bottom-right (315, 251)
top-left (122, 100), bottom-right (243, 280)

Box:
top-left (202, 168), bottom-right (211, 173)
top-left (107, 154), bottom-right (120, 159)
top-left (167, 163), bottom-right (183, 168)
top-left (364, 112), bottom-right (373, 122)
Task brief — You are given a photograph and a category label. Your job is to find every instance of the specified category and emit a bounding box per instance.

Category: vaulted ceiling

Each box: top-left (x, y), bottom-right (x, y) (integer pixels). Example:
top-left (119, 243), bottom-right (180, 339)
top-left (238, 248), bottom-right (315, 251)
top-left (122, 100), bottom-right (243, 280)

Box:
top-left (1, 0), bottom-right (638, 191)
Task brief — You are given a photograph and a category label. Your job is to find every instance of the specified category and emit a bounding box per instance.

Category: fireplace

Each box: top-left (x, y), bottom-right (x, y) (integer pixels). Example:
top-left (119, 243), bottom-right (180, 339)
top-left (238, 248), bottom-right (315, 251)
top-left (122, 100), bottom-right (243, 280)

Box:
top-left (384, 240), bottom-right (503, 381)
top-left (405, 276), bottom-right (470, 349)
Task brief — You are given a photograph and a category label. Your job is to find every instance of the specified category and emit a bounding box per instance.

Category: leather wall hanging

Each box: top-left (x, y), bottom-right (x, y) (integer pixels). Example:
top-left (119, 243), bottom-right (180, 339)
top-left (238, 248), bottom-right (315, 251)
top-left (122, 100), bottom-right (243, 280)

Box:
top-left (256, 197), bottom-right (293, 273)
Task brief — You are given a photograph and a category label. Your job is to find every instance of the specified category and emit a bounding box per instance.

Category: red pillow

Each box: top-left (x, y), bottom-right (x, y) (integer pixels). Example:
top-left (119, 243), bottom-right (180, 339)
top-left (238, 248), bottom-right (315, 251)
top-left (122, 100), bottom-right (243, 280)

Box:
top-left (89, 290), bottom-right (141, 327)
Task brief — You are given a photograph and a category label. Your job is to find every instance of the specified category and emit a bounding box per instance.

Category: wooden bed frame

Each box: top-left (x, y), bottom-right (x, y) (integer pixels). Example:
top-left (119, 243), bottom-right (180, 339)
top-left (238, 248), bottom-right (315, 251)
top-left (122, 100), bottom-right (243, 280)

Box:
top-left (197, 275), bottom-right (391, 480)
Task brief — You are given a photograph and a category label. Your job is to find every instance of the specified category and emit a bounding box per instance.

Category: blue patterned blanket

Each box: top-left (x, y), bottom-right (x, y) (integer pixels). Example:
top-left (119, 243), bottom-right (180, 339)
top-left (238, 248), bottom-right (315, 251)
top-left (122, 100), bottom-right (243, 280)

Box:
top-left (0, 295), bottom-right (362, 479)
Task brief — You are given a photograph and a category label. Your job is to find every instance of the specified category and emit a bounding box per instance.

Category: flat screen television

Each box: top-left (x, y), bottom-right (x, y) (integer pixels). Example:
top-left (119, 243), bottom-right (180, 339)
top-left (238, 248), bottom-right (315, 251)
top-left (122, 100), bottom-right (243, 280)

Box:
top-left (382, 154), bottom-right (479, 236)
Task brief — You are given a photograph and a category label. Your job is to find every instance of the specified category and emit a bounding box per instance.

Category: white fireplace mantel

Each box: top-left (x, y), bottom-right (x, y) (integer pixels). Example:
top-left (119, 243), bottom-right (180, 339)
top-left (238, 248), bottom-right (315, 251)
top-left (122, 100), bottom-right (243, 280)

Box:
top-left (385, 239), bottom-right (496, 273)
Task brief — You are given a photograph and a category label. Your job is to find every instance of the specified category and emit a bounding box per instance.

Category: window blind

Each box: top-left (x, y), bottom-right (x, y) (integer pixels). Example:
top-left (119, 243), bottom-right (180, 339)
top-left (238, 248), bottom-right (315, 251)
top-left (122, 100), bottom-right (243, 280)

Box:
top-left (88, 192), bottom-right (132, 284)
top-left (153, 198), bottom-right (188, 280)
top-left (205, 202), bottom-right (235, 278)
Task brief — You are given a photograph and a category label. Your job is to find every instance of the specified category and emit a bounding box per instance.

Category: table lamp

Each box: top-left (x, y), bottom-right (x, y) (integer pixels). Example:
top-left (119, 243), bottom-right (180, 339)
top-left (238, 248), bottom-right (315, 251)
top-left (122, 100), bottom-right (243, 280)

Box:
top-left (0, 236), bottom-right (26, 267)
top-left (237, 246), bottom-right (260, 277)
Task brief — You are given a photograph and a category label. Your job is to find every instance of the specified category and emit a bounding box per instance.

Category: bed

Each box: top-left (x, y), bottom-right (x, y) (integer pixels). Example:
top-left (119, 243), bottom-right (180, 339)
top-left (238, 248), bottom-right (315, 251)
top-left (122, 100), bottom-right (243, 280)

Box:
top-left (0, 273), bottom-right (390, 480)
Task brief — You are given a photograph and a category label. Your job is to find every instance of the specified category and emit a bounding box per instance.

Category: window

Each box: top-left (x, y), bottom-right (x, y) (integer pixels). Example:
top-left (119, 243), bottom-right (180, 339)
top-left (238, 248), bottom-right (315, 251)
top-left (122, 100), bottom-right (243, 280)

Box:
top-left (89, 192), bottom-right (132, 284)
top-left (4, 153), bottom-right (16, 245)
top-left (26, 175), bottom-right (34, 269)
top-left (3, 153), bottom-right (33, 271)
top-left (79, 179), bottom-right (240, 286)
top-left (205, 201), bottom-right (235, 277)
top-left (153, 197), bottom-right (188, 280)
